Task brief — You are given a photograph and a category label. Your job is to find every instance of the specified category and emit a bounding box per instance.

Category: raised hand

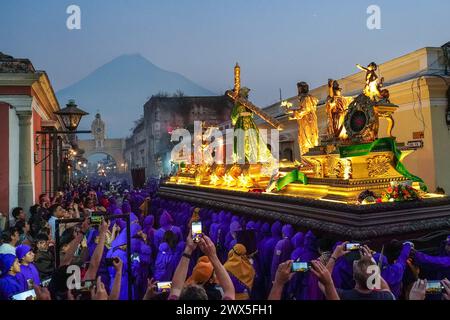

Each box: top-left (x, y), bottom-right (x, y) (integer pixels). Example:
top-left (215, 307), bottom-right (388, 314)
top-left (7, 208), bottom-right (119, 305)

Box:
top-left (409, 279), bottom-right (427, 300)
top-left (99, 218), bottom-right (110, 234)
top-left (113, 257), bottom-right (123, 273)
top-left (143, 278), bottom-right (157, 300)
top-left (91, 276), bottom-right (109, 300)
top-left (81, 217), bottom-right (90, 233)
top-left (311, 260), bottom-right (334, 287)
top-left (198, 235), bottom-right (216, 258)
top-left (34, 285), bottom-right (51, 300)
top-left (332, 242), bottom-right (350, 260)
top-left (185, 230), bottom-right (198, 254)
top-left (274, 260), bottom-right (293, 286)
top-left (442, 278), bottom-right (450, 301)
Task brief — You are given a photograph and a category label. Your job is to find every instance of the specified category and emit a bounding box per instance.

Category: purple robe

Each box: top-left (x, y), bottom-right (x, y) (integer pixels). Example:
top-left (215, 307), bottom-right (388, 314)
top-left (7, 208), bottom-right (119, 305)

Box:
top-left (270, 224), bottom-right (294, 281)
top-left (375, 243), bottom-right (411, 298)
top-left (260, 221), bottom-right (282, 291)
top-left (0, 274), bottom-right (27, 300)
top-left (154, 211), bottom-right (183, 249)
top-left (209, 213), bottom-right (220, 244)
top-left (154, 243), bottom-right (176, 281)
top-left (142, 215), bottom-right (156, 254)
top-left (414, 250), bottom-right (450, 280)
top-left (286, 231), bottom-right (319, 300)
top-left (290, 232), bottom-right (305, 260)
top-left (225, 221), bottom-right (242, 252)
top-left (17, 263), bottom-right (41, 288)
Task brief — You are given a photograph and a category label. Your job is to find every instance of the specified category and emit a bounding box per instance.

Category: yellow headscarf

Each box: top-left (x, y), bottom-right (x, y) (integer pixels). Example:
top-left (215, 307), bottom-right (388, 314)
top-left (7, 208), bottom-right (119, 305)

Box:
top-left (186, 256), bottom-right (214, 285)
top-left (139, 197), bottom-right (151, 216)
top-left (224, 244), bottom-right (255, 290)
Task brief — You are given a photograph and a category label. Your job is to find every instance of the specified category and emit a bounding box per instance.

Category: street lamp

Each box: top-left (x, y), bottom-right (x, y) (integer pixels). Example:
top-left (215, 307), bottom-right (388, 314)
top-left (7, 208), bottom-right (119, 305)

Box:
top-left (34, 99), bottom-right (92, 194)
top-left (54, 99), bottom-right (89, 132)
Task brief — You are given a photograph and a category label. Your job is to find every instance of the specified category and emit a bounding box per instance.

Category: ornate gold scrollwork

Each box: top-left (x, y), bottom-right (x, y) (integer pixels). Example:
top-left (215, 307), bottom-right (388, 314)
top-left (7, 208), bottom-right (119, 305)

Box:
top-left (367, 155), bottom-right (391, 177)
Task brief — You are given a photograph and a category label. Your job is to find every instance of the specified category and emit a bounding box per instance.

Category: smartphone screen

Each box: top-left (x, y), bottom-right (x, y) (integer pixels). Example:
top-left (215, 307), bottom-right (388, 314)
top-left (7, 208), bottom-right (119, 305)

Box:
top-left (11, 289), bottom-right (36, 300)
top-left (41, 278), bottom-right (51, 287)
top-left (426, 281), bottom-right (443, 294)
top-left (292, 262), bottom-right (310, 272)
top-left (345, 243), bottom-right (361, 251)
top-left (90, 215), bottom-right (102, 225)
top-left (156, 281), bottom-right (172, 293)
top-left (131, 253), bottom-right (140, 263)
top-left (77, 280), bottom-right (96, 292)
top-left (192, 221), bottom-right (202, 242)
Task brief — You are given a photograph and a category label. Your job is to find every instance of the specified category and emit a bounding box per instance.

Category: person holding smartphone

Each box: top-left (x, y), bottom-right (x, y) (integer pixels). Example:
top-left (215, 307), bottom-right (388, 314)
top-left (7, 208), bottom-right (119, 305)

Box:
top-left (169, 232), bottom-right (235, 300)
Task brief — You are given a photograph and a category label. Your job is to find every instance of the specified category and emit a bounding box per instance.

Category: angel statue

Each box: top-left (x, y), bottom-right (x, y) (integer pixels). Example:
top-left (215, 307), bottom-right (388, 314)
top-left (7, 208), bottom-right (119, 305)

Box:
top-left (356, 62), bottom-right (382, 101)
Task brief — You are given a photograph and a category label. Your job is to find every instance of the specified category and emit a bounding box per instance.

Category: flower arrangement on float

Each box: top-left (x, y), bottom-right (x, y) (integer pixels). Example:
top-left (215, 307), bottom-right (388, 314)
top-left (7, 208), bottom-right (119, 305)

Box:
top-left (377, 181), bottom-right (422, 203)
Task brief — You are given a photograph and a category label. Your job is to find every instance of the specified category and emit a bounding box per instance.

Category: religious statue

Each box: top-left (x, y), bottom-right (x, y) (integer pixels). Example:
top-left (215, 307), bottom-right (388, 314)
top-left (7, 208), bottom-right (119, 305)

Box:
top-left (231, 87), bottom-right (273, 163)
top-left (325, 79), bottom-right (352, 139)
top-left (356, 62), bottom-right (382, 101)
top-left (284, 82), bottom-right (319, 155)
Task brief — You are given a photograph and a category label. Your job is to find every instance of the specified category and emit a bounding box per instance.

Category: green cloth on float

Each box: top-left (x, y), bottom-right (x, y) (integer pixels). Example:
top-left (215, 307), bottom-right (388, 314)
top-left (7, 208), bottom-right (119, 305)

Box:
top-left (275, 137), bottom-right (427, 191)
top-left (339, 137), bottom-right (427, 191)
top-left (276, 169), bottom-right (308, 191)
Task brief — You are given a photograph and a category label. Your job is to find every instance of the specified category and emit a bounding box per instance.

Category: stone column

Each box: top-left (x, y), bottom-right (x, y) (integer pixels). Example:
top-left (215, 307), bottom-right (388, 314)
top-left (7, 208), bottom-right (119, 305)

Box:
top-left (17, 110), bottom-right (34, 211)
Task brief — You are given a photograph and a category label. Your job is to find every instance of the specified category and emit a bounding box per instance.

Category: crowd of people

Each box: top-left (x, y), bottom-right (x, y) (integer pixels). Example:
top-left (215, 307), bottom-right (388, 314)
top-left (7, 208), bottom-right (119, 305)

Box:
top-left (0, 179), bottom-right (449, 301)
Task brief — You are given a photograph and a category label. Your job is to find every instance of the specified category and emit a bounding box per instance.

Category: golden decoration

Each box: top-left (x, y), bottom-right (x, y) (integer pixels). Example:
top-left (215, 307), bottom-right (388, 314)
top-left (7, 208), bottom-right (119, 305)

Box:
top-left (367, 155), bottom-right (391, 177)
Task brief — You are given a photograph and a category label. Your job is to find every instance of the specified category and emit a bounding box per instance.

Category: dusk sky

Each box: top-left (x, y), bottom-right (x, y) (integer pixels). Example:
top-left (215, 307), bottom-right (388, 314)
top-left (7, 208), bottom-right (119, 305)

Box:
top-left (1, 0), bottom-right (449, 107)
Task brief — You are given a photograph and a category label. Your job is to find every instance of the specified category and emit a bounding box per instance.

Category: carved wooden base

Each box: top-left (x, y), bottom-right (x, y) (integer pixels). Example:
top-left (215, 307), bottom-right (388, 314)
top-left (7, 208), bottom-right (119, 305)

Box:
top-left (158, 183), bottom-right (450, 241)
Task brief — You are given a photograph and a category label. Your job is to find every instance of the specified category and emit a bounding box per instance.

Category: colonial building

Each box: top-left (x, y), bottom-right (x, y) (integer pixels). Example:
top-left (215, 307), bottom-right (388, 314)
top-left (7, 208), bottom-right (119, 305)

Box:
top-left (124, 117), bottom-right (146, 170)
top-left (0, 52), bottom-right (66, 217)
top-left (126, 95), bottom-right (234, 178)
top-left (257, 44), bottom-right (450, 193)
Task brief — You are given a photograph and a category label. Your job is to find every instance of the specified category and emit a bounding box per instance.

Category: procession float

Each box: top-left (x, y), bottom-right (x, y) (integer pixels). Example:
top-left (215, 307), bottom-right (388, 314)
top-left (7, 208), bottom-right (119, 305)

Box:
top-left (159, 63), bottom-right (450, 242)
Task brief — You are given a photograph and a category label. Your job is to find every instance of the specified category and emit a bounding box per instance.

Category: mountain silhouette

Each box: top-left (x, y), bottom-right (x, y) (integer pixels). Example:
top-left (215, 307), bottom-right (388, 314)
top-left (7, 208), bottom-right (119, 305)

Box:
top-left (56, 54), bottom-right (215, 138)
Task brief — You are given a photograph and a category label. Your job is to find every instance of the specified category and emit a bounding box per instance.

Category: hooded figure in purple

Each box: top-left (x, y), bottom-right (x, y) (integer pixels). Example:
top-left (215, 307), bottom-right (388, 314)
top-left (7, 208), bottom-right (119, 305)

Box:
top-left (271, 224), bottom-right (294, 281)
top-left (107, 197), bottom-right (118, 215)
top-left (142, 215), bottom-right (156, 256)
top-left (256, 221), bottom-right (269, 243)
top-left (86, 228), bottom-right (111, 289)
top-left (154, 243), bottom-right (177, 281)
top-left (15, 245), bottom-right (41, 288)
top-left (209, 213), bottom-right (220, 244)
top-left (121, 201), bottom-right (132, 215)
top-left (290, 232), bottom-right (305, 260)
top-left (216, 212), bottom-right (231, 262)
top-left (374, 242), bottom-right (411, 298)
top-left (132, 239), bottom-right (152, 299)
top-left (106, 223), bottom-right (141, 300)
top-left (260, 221), bottom-right (282, 291)
top-left (413, 235), bottom-right (450, 280)
top-left (225, 221), bottom-right (242, 252)
top-left (286, 231), bottom-right (319, 300)
top-left (154, 211), bottom-right (183, 250)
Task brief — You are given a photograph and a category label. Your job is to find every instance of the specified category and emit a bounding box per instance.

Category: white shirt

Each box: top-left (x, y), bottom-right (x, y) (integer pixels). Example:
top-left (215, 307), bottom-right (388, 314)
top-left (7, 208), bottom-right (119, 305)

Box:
top-left (0, 243), bottom-right (16, 255)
